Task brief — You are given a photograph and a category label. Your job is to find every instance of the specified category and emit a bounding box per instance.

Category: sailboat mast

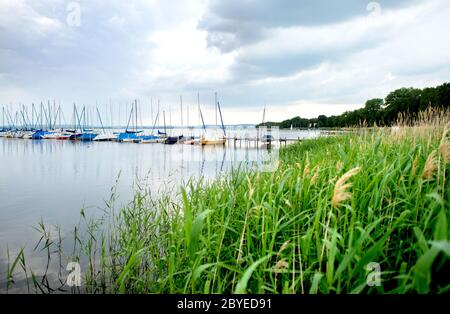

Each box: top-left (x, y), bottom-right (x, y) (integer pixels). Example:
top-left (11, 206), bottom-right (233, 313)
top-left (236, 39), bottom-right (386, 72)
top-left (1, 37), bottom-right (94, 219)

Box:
top-left (163, 110), bottom-right (167, 134)
top-left (110, 100), bottom-right (113, 128)
top-left (157, 99), bottom-right (160, 128)
top-left (180, 95), bottom-right (183, 128)
top-left (169, 104), bottom-right (172, 129)
top-left (150, 97), bottom-right (153, 130)
top-left (217, 98), bottom-right (226, 137)
top-left (215, 92), bottom-right (217, 126)
top-left (198, 93), bottom-right (200, 127)
top-left (138, 99), bottom-right (143, 131)
top-left (96, 107), bottom-right (105, 133)
top-left (135, 99), bottom-right (138, 132)
top-left (198, 93), bottom-right (207, 133)
top-left (125, 103), bottom-right (133, 132)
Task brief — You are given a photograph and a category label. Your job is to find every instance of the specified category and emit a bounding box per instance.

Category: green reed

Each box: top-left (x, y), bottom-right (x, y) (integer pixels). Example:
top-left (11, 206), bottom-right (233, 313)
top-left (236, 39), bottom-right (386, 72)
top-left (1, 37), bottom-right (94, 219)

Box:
top-left (4, 110), bottom-right (450, 294)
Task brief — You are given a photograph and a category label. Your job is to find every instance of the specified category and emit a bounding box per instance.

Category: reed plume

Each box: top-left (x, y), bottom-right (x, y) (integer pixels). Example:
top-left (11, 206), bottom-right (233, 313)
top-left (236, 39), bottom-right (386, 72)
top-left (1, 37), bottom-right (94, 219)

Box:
top-left (331, 167), bottom-right (360, 207)
top-left (422, 150), bottom-right (437, 180)
top-left (274, 259), bottom-right (289, 274)
top-left (439, 123), bottom-right (449, 164)
top-left (440, 142), bottom-right (449, 164)
top-left (311, 166), bottom-right (319, 185)
top-left (303, 155), bottom-right (310, 177)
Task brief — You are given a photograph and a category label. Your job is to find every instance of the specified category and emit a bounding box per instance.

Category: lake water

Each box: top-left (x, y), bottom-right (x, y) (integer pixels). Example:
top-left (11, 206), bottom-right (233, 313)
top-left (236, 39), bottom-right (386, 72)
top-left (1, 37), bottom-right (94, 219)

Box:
top-left (0, 128), bottom-right (319, 292)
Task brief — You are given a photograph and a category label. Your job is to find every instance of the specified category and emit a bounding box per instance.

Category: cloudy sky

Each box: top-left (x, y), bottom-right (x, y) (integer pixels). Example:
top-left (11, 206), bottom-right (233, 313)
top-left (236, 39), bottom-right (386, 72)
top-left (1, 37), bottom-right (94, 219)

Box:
top-left (1, 0), bottom-right (450, 125)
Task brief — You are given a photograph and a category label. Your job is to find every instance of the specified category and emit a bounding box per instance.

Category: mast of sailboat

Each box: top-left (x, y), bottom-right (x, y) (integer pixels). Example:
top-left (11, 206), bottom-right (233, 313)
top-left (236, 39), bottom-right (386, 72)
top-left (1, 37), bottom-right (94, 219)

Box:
top-left (259, 105), bottom-right (267, 139)
top-left (53, 99), bottom-right (57, 129)
top-left (42, 103), bottom-right (49, 130)
top-left (138, 99), bottom-right (143, 132)
top-left (83, 106), bottom-right (87, 130)
top-left (180, 95), bottom-right (183, 129)
top-left (157, 99), bottom-right (160, 129)
top-left (110, 100), bottom-right (113, 129)
top-left (169, 103), bottom-right (172, 130)
top-left (72, 104), bottom-right (75, 131)
top-left (52, 105), bottom-right (60, 130)
top-left (47, 101), bottom-right (52, 130)
top-left (187, 102), bottom-right (189, 128)
top-left (198, 92), bottom-right (206, 133)
top-left (215, 92), bottom-right (218, 127)
top-left (262, 106), bottom-right (266, 126)
top-left (5, 107), bottom-right (14, 130)
top-left (150, 110), bottom-right (159, 134)
top-left (59, 102), bottom-right (62, 129)
top-left (150, 97), bottom-right (153, 131)
top-left (163, 110), bottom-right (167, 135)
top-left (125, 103), bottom-right (133, 132)
top-left (32, 104), bottom-right (37, 130)
top-left (217, 100), bottom-right (226, 137)
top-left (53, 99), bottom-right (56, 129)
top-left (96, 106), bottom-right (106, 134)
top-left (74, 105), bottom-right (83, 132)
top-left (135, 99), bottom-right (138, 132)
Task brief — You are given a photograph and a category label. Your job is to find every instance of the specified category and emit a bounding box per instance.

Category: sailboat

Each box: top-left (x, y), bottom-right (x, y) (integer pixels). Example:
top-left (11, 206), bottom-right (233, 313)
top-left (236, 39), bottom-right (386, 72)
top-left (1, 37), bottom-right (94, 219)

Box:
top-left (69, 106), bottom-right (98, 141)
top-left (116, 100), bottom-right (142, 142)
top-left (184, 103), bottom-right (199, 145)
top-left (161, 110), bottom-right (180, 145)
top-left (163, 98), bottom-right (184, 145)
top-left (200, 93), bottom-right (226, 146)
top-left (93, 107), bottom-right (117, 141)
top-left (140, 106), bottom-right (162, 144)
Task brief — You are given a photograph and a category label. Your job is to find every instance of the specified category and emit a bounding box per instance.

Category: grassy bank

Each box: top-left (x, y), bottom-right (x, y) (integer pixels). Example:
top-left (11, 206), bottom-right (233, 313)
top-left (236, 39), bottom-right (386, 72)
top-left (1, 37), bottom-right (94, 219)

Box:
top-left (6, 111), bottom-right (450, 294)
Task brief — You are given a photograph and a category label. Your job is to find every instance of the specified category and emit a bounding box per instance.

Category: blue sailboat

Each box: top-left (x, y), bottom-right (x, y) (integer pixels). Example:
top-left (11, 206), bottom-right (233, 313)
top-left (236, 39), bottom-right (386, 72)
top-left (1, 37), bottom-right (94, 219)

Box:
top-left (116, 100), bottom-right (144, 142)
top-left (69, 106), bottom-right (98, 141)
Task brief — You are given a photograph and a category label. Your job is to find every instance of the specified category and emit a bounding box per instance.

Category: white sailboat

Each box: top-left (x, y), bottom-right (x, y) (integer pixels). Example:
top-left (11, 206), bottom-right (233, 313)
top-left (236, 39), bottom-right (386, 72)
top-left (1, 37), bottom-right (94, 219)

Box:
top-left (93, 107), bottom-right (116, 141)
top-left (199, 92), bottom-right (226, 146)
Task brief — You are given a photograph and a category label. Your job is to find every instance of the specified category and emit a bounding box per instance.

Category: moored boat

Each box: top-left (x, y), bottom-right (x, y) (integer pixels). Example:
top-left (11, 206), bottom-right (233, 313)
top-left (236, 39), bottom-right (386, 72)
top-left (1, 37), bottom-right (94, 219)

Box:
top-left (184, 136), bottom-right (200, 145)
top-left (139, 135), bottom-right (161, 144)
top-left (164, 135), bottom-right (183, 145)
top-left (69, 131), bottom-right (97, 141)
top-left (200, 135), bottom-right (226, 145)
top-left (93, 133), bottom-right (117, 142)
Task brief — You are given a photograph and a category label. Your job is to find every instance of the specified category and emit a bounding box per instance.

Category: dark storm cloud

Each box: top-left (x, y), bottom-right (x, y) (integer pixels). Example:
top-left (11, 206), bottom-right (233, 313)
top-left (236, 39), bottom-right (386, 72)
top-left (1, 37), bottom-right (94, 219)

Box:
top-left (198, 0), bottom-right (419, 52)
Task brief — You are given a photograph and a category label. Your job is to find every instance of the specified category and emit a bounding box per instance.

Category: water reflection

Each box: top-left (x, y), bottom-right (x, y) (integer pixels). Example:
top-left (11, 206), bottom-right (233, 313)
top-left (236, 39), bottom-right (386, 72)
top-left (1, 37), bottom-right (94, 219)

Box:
top-left (0, 129), bottom-right (320, 291)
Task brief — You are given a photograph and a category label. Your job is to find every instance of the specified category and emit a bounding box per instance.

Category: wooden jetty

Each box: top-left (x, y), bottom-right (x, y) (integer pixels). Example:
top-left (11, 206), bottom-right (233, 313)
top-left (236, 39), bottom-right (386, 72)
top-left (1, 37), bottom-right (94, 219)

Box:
top-left (225, 136), bottom-right (302, 148)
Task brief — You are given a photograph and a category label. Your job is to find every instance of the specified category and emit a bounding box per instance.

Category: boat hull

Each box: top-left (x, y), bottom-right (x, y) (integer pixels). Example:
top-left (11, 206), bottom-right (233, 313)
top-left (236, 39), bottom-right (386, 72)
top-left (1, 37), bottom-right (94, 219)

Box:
top-left (93, 134), bottom-right (117, 142)
top-left (200, 137), bottom-right (226, 145)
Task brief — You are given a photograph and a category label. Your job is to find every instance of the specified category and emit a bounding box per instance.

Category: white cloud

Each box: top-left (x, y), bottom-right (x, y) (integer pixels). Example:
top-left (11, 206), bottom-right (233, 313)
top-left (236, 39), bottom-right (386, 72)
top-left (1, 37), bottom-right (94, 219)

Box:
top-left (0, 0), bottom-right (449, 124)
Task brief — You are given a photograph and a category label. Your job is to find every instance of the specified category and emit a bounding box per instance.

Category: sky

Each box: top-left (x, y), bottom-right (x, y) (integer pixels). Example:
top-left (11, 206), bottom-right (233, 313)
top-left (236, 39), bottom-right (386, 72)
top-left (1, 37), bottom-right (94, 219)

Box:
top-left (1, 0), bottom-right (450, 125)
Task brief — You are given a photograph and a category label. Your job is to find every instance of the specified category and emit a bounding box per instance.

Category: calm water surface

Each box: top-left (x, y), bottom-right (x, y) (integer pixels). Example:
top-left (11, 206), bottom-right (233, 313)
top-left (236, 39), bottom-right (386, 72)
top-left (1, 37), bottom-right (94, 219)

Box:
top-left (0, 128), bottom-right (319, 291)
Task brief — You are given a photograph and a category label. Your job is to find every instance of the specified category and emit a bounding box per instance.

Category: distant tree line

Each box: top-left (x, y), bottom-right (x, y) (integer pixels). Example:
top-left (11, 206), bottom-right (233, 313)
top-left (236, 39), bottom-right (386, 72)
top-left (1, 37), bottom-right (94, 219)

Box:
top-left (258, 82), bottom-right (450, 128)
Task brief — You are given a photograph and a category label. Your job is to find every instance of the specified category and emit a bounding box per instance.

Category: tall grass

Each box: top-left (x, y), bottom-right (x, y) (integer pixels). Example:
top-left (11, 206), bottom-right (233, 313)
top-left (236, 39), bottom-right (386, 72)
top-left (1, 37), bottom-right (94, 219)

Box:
top-left (5, 109), bottom-right (450, 294)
